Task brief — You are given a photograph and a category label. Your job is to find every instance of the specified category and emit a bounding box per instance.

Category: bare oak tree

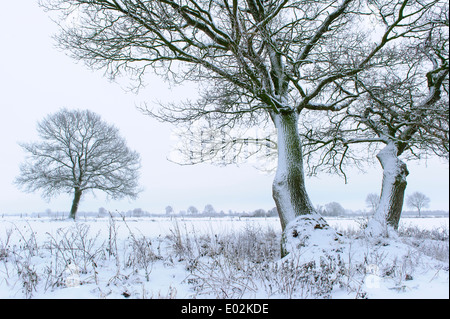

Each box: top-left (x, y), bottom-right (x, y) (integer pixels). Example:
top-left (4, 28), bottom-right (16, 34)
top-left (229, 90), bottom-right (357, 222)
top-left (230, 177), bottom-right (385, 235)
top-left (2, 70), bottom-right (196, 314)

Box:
top-left (40, 0), bottom-right (442, 252)
top-left (15, 109), bottom-right (141, 219)
top-left (365, 193), bottom-right (380, 213)
top-left (302, 3), bottom-right (448, 236)
top-left (406, 191), bottom-right (431, 217)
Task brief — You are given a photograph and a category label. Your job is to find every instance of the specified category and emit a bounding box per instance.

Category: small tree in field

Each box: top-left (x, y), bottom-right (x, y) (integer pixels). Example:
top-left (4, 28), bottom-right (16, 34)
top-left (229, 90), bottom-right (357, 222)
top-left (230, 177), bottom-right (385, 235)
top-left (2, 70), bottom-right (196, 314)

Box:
top-left (407, 192), bottom-right (430, 217)
top-left (15, 109), bottom-right (141, 219)
top-left (324, 202), bottom-right (346, 217)
top-left (187, 206), bottom-right (199, 215)
top-left (165, 205), bottom-right (174, 215)
top-left (365, 193), bottom-right (380, 214)
top-left (202, 204), bottom-right (216, 216)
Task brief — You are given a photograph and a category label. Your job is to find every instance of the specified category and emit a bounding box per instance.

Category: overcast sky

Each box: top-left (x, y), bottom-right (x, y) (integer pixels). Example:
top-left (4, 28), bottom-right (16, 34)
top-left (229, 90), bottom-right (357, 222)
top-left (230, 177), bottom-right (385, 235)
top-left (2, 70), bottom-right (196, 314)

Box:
top-left (0, 2), bottom-right (448, 215)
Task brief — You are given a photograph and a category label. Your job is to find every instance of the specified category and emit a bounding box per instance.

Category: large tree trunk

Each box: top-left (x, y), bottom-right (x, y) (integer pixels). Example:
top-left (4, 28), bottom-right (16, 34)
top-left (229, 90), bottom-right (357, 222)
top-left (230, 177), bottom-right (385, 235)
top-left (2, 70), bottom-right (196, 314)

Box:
top-left (271, 111), bottom-right (316, 229)
top-left (366, 142), bottom-right (409, 237)
top-left (69, 188), bottom-right (83, 220)
top-left (271, 112), bottom-right (341, 257)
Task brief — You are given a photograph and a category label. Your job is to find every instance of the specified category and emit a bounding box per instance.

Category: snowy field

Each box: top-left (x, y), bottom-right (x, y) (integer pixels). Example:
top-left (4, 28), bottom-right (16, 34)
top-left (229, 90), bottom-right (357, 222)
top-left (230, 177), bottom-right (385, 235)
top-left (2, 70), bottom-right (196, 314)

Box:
top-left (0, 215), bottom-right (448, 299)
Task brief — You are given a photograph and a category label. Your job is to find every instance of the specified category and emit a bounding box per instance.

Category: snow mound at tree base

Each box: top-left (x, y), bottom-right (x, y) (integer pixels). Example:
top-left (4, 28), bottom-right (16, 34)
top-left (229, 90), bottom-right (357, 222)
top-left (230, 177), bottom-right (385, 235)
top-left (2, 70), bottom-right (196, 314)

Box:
top-left (278, 215), bottom-right (448, 299)
top-left (277, 215), bottom-right (348, 298)
top-left (281, 214), bottom-right (343, 259)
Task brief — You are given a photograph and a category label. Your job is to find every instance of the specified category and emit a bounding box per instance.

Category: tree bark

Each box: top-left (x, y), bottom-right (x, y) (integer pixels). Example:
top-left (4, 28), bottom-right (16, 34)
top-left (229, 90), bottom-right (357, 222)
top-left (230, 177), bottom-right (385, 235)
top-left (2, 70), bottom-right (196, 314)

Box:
top-left (270, 112), bottom-right (342, 257)
top-left (271, 112), bottom-right (316, 230)
top-left (69, 188), bottom-right (83, 220)
top-left (366, 142), bottom-right (409, 237)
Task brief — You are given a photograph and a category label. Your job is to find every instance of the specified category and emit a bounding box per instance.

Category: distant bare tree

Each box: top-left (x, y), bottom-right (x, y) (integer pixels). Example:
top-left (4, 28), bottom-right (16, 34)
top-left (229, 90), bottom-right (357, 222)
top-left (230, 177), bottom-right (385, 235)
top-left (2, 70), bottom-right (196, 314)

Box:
top-left (15, 109), bottom-right (141, 219)
top-left (187, 206), bottom-right (199, 215)
top-left (98, 207), bottom-right (108, 217)
top-left (165, 205), bottom-right (174, 215)
top-left (324, 202), bottom-right (346, 217)
top-left (407, 192), bottom-right (431, 217)
top-left (202, 204), bottom-right (216, 215)
top-left (365, 193), bottom-right (380, 213)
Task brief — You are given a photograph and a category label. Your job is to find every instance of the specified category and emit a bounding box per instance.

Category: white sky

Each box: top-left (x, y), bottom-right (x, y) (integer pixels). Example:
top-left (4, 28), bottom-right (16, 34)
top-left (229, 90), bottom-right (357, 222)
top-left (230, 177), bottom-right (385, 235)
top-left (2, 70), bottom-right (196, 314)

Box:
top-left (0, 2), bottom-right (448, 215)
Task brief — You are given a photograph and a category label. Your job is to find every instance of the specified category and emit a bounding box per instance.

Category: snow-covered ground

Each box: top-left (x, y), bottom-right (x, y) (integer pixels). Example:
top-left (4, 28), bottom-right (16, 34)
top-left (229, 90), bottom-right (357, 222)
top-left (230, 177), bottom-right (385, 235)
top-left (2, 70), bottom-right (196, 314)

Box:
top-left (0, 215), bottom-right (448, 299)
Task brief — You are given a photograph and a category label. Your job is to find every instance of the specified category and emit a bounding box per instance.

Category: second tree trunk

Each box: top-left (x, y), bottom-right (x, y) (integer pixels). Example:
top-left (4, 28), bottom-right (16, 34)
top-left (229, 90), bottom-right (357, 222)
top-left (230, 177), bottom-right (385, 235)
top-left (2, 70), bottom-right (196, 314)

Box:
top-left (366, 142), bottom-right (409, 237)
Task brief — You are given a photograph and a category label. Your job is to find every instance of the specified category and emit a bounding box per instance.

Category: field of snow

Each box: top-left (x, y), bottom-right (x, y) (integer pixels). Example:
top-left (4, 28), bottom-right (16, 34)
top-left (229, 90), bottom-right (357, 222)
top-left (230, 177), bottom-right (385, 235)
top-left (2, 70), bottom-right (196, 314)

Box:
top-left (0, 215), bottom-right (448, 299)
